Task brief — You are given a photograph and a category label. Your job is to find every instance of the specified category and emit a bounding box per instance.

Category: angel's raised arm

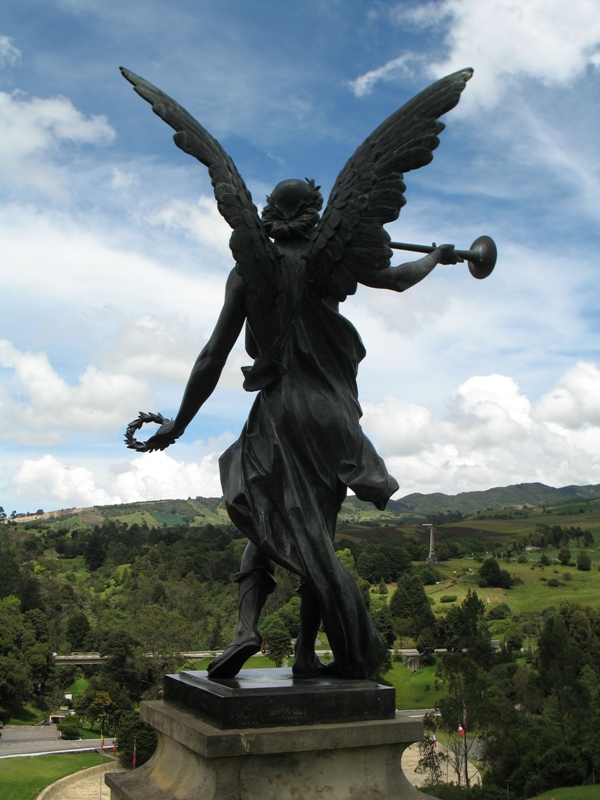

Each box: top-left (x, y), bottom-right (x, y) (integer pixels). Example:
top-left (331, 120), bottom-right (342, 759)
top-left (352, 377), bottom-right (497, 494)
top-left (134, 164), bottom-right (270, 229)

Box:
top-left (361, 244), bottom-right (463, 292)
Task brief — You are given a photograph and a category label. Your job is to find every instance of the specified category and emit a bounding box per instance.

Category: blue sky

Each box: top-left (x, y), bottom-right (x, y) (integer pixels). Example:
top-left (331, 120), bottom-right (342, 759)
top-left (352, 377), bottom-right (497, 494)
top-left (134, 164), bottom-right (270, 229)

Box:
top-left (1, 0), bottom-right (600, 514)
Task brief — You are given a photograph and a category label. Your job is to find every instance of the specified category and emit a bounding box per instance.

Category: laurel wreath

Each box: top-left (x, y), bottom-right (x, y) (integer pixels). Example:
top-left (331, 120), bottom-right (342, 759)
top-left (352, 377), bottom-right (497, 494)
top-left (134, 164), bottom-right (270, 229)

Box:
top-left (124, 411), bottom-right (173, 452)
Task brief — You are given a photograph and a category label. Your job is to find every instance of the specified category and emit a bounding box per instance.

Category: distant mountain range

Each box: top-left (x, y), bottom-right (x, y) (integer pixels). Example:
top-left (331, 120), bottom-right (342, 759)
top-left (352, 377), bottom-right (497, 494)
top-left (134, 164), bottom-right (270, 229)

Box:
top-left (386, 482), bottom-right (600, 516)
top-left (12, 482), bottom-right (600, 529)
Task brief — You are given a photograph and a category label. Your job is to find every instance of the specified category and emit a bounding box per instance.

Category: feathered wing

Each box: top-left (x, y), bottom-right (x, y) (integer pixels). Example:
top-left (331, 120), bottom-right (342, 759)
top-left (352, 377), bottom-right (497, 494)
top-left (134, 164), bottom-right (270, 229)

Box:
top-left (305, 67), bottom-right (473, 301)
top-left (120, 68), bottom-right (280, 309)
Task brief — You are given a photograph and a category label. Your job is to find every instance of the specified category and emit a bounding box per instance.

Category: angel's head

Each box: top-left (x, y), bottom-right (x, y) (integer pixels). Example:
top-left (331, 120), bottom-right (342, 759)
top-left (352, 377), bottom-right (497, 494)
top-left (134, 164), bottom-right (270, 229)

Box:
top-left (262, 178), bottom-right (323, 241)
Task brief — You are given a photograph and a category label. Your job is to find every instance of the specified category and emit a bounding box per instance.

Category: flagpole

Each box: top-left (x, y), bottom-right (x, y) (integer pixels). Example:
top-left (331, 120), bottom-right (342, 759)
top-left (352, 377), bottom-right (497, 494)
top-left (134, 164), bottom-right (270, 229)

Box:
top-left (99, 727), bottom-right (104, 800)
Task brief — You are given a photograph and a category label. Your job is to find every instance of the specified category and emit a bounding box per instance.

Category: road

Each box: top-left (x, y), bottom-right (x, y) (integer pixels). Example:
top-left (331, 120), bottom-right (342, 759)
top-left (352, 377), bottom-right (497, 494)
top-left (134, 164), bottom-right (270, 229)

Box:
top-left (0, 724), bottom-right (115, 759)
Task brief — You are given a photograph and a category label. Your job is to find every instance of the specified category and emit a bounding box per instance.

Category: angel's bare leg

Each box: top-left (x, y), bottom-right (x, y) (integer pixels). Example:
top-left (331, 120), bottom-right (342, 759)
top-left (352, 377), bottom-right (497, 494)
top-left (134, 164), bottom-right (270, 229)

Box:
top-left (207, 544), bottom-right (275, 679)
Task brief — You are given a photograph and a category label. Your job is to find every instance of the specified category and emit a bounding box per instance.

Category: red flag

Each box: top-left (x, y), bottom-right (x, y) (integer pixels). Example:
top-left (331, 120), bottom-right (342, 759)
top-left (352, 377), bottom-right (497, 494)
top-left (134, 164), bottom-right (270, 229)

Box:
top-left (458, 723), bottom-right (465, 736)
top-left (132, 740), bottom-right (137, 767)
top-left (432, 733), bottom-right (437, 748)
top-left (113, 740), bottom-right (117, 754)
top-left (100, 731), bottom-right (104, 753)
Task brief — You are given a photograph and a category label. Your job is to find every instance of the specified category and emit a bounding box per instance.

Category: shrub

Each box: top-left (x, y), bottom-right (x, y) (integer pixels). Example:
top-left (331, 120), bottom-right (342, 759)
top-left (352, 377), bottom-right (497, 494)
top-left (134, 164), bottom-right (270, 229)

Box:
top-left (440, 595), bottom-right (457, 603)
top-left (486, 602), bottom-right (511, 620)
top-left (57, 715), bottom-right (80, 740)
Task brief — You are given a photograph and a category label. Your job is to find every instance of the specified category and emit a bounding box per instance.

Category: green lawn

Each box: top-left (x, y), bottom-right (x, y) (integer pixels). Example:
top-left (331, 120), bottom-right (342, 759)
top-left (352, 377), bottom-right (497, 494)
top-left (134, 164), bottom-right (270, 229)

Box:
top-left (8, 705), bottom-right (47, 725)
top-left (534, 787), bottom-right (600, 800)
top-left (426, 557), bottom-right (600, 616)
top-left (190, 653), bottom-right (439, 708)
top-left (385, 662), bottom-right (442, 708)
top-left (0, 753), bottom-right (105, 800)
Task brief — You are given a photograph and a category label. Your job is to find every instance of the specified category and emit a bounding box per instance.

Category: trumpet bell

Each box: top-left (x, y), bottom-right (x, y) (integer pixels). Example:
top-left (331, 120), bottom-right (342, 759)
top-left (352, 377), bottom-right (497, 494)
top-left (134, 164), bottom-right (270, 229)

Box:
top-left (466, 235), bottom-right (496, 280)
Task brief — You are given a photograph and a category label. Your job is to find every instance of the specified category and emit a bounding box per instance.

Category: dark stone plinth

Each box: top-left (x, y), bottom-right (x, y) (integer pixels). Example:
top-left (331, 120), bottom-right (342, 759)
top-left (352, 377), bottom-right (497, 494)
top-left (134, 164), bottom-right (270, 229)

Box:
top-left (164, 667), bottom-right (395, 729)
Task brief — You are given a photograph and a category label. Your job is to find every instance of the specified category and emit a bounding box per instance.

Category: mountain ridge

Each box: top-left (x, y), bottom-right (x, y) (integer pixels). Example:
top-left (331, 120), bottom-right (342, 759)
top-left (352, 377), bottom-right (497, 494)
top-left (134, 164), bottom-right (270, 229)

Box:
top-left (7, 482), bottom-right (600, 528)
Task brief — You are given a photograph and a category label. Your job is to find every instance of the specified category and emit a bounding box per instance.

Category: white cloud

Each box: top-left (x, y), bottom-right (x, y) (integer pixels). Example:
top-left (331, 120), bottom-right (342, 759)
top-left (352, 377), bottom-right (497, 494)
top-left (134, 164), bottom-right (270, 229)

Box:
top-left (12, 456), bottom-right (121, 507)
top-left (534, 361), bottom-right (600, 429)
top-left (110, 167), bottom-right (139, 189)
top-left (0, 339), bottom-right (150, 444)
top-left (141, 195), bottom-right (232, 256)
top-left (9, 438), bottom-right (231, 509)
top-left (111, 446), bottom-right (226, 502)
top-left (427, 0), bottom-right (600, 107)
top-left (362, 363), bottom-right (600, 497)
top-left (349, 54), bottom-right (419, 98)
top-left (352, 0), bottom-right (600, 107)
top-left (0, 36), bottom-right (21, 69)
top-left (0, 88), bottom-right (115, 195)
top-left (0, 206), bottom-right (227, 319)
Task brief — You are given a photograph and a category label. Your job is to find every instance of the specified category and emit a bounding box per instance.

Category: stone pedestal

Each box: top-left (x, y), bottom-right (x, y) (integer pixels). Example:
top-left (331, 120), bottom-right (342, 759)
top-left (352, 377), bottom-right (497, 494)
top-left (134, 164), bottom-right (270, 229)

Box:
top-left (106, 669), bottom-right (430, 800)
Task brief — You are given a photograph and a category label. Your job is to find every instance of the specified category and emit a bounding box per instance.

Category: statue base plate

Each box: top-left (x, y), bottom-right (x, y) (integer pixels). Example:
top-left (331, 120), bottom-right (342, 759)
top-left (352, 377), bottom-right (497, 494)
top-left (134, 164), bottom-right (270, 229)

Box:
top-left (106, 698), bottom-right (430, 800)
top-left (164, 667), bottom-right (395, 728)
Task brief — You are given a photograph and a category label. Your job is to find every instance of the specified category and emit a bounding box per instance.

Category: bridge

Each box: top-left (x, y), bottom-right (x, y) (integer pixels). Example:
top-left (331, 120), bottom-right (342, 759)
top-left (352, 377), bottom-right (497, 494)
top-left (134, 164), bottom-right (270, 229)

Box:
top-left (53, 650), bottom-right (240, 665)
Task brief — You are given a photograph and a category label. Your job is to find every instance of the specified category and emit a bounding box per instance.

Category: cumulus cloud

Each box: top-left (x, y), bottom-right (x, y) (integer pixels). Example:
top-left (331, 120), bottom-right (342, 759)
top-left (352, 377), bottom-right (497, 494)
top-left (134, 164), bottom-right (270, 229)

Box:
top-left (7, 362), bottom-right (600, 513)
top-left (11, 456), bottom-right (121, 507)
top-left (352, 0), bottom-right (600, 106)
top-left (9, 438), bottom-right (231, 509)
top-left (111, 446), bottom-right (226, 502)
top-left (0, 87), bottom-right (114, 195)
top-left (534, 361), bottom-right (600, 429)
top-left (0, 339), bottom-right (150, 444)
top-left (362, 362), bottom-right (600, 496)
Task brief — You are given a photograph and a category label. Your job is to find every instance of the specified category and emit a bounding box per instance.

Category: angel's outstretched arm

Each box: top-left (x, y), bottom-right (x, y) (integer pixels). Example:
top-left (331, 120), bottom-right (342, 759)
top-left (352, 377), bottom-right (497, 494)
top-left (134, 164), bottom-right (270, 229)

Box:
top-left (360, 244), bottom-right (461, 293)
top-left (143, 269), bottom-right (246, 450)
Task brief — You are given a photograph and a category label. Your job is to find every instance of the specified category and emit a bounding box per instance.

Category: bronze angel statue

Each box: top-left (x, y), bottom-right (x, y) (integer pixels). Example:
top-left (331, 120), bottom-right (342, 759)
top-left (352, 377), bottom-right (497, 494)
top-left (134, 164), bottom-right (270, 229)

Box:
top-left (123, 66), bottom-right (474, 681)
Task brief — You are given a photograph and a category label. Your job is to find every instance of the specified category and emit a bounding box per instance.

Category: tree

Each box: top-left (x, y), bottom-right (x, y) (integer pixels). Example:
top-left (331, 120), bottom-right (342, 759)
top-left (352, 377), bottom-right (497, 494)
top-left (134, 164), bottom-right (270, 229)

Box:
top-left (66, 612), bottom-right (91, 650)
top-left (577, 550), bottom-right (591, 571)
top-left (116, 710), bottom-right (157, 769)
top-left (416, 627), bottom-right (437, 664)
top-left (264, 621), bottom-right (291, 668)
top-left (415, 712), bottom-right (448, 786)
top-left (557, 546), bottom-right (571, 565)
top-left (439, 590), bottom-right (491, 665)
top-left (436, 653), bottom-right (487, 789)
top-left (336, 548), bottom-right (355, 572)
top-left (84, 529), bottom-right (108, 571)
top-left (478, 558), bottom-right (512, 589)
top-left (390, 574), bottom-right (435, 640)
top-left (372, 604), bottom-right (395, 647)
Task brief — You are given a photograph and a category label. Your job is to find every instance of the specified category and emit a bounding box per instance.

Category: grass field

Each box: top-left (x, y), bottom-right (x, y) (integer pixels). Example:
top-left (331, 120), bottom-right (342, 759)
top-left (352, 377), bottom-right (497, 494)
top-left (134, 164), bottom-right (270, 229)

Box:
top-left (533, 787), bottom-right (600, 799)
top-left (425, 556), bottom-right (600, 616)
top-left (191, 653), bottom-right (440, 708)
top-left (0, 753), bottom-right (105, 800)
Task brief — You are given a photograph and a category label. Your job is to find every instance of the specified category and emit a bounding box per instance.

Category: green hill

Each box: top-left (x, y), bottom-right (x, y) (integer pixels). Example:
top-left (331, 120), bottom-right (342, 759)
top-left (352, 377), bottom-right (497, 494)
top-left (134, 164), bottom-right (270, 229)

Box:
top-left (9, 482), bottom-right (600, 531)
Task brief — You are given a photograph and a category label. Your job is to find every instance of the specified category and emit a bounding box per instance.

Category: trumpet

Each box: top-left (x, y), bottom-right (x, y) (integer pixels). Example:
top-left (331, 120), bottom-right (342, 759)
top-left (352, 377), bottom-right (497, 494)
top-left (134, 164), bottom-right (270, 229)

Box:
top-left (390, 235), bottom-right (497, 279)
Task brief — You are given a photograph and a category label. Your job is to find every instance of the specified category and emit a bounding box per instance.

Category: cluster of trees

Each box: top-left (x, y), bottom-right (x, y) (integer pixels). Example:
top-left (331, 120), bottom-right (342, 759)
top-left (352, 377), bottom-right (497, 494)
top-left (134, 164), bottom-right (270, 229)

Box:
top-left (413, 596), bottom-right (600, 798)
top-left (3, 507), bottom-right (600, 792)
top-left (528, 523), bottom-right (593, 550)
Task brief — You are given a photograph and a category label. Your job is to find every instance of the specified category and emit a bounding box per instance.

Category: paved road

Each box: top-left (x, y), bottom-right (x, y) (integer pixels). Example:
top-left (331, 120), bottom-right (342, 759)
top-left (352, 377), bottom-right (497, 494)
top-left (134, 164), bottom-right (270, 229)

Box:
top-left (0, 725), bottom-right (114, 759)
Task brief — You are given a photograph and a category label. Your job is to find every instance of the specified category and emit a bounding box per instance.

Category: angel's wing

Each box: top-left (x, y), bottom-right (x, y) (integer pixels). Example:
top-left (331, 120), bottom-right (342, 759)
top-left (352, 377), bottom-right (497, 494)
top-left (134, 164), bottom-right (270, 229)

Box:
top-left (120, 68), bottom-right (280, 309)
top-left (305, 67), bottom-right (473, 302)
